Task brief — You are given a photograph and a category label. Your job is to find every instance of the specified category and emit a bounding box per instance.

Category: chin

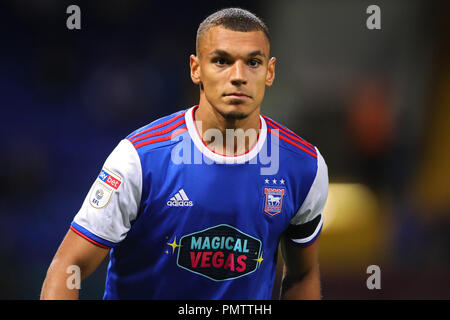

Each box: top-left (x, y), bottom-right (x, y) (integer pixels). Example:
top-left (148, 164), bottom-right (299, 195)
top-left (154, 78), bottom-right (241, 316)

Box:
top-left (218, 103), bottom-right (251, 120)
top-left (222, 110), bottom-right (248, 120)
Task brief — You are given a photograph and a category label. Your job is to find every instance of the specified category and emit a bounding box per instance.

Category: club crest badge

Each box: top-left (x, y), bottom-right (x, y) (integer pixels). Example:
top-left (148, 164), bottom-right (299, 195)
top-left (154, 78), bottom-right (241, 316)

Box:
top-left (263, 188), bottom-right (285, 216)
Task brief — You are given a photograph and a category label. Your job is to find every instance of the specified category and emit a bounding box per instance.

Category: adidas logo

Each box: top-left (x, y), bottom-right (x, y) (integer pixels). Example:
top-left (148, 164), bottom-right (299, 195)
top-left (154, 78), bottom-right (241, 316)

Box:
top-left (167, 189), bottom-right (193, 207)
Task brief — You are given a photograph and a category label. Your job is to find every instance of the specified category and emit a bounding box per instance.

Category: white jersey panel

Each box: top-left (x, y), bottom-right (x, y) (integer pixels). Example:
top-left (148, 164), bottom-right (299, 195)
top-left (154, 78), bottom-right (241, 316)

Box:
top-left (289, 147), bottom-right (329, 243)
top-left (72, 139), bottom-right (142, 245)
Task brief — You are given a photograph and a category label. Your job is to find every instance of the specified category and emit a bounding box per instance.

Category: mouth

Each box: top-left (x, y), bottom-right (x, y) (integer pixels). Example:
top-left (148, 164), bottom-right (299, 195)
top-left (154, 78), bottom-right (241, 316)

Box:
top-left (223, 92), bottom-right (251, 99)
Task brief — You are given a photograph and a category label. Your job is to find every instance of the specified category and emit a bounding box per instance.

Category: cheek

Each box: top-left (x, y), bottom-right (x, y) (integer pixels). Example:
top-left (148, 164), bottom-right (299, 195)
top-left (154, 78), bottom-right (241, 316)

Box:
top-left (202, 70), bottom-right (226, 95)
top-left (201, 67), bottom-right (217, 83)
top-left (253, 74), bottom-right (268, 95)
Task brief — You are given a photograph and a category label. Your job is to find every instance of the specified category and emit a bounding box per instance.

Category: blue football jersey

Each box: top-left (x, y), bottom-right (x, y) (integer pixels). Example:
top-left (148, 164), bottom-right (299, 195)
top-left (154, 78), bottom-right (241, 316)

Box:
top-left (71, 106), bottom-right (329, 299)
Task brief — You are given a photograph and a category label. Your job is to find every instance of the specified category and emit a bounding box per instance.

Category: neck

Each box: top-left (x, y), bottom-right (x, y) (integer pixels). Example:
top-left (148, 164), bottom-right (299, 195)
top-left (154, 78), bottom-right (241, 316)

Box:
top-left (194, 98), bottom-right (261, 156)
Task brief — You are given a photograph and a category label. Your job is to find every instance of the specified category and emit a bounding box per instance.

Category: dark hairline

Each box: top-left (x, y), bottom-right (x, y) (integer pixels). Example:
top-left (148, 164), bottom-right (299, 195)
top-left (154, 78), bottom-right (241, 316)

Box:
top-left (196, 8), bottom-right (270, 56)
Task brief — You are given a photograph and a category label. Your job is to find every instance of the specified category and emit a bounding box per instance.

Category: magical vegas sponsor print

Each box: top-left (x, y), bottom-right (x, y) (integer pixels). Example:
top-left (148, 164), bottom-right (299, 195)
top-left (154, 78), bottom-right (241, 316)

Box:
top-left (175, 224), bottom-right (263, 281)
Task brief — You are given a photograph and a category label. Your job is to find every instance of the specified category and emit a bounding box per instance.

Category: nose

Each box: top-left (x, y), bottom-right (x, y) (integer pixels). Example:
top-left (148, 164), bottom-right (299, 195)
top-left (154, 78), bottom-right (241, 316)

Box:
top-left (230, 60), bottom-right (247, 86)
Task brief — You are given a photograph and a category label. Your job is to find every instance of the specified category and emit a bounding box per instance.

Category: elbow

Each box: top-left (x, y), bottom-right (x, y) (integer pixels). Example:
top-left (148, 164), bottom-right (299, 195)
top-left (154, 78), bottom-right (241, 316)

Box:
top-left (281, 264), bottom-right (321, 299)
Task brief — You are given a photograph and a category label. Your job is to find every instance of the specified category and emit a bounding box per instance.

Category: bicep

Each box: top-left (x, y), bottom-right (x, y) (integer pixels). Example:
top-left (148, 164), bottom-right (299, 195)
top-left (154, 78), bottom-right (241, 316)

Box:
top-left (50, 228), bottom-right (110, 279)
top-left (283, 148), bottom-right (327, 279)
top-left (280, 235), bottom-right (320, 281)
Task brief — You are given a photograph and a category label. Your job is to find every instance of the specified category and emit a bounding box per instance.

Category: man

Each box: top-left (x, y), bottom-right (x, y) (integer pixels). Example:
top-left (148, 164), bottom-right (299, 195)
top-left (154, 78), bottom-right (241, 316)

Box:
top-left (41, 7), bottom-right (328, 300)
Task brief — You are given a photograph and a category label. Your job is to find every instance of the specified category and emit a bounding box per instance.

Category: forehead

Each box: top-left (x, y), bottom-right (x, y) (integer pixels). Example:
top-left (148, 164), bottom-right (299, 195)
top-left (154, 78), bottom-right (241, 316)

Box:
top-left (199, 26), bottom-right (270, 57)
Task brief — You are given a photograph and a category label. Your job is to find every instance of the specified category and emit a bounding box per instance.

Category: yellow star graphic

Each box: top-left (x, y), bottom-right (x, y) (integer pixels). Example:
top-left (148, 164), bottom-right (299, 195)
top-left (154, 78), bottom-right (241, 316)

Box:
top-left (167, 236), bottom-right (182, 254)
top-left (253, 251), bottom-right (264, 269)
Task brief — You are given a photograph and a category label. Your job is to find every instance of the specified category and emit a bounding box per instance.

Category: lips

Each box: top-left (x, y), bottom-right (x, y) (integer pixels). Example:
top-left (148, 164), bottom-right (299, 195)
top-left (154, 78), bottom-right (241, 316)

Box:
top-left (224, 92), bottom-right (251, 99)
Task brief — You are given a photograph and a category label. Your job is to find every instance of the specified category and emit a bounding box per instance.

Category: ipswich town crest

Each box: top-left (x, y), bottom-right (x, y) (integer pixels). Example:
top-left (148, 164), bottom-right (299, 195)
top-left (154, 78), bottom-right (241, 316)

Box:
top-left (264, 188), bottom-right (285, 216)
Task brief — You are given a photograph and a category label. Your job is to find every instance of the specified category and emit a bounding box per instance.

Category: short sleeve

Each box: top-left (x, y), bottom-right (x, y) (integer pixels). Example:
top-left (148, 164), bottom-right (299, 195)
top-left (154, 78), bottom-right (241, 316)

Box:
top-left (70, 139), bottom-right (142, 248)
top-left (286, 147), bottom-right (329, 246)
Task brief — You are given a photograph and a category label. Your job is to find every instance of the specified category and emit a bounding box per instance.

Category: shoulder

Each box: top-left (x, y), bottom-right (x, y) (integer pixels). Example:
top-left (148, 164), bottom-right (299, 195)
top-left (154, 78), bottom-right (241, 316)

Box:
top-left (125, 108), bottom-right (188, 154)
top-left (263, 115), bottom-right (321, 163)
top-left (262, 115), bottom-right (328, 194)
top-left (263, 117), bottom-right (329, 235)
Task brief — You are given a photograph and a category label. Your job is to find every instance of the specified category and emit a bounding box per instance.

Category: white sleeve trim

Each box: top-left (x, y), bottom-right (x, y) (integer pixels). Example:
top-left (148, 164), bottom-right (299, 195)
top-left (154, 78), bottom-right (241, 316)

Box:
top-left (290, 147), bottom-right (329, 226)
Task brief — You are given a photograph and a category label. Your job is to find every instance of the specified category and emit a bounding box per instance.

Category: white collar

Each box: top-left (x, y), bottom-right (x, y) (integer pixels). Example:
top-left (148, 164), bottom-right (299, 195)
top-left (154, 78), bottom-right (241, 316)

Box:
top-left (185, 106), bottom-right (267, 164)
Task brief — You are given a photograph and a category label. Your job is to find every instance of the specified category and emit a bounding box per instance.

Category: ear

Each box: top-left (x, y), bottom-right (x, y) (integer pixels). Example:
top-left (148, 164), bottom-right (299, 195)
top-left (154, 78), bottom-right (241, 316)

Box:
top-left (265, 57), bottom-right (276, 87)
top-left (190, 54), bottom-right (202, 85)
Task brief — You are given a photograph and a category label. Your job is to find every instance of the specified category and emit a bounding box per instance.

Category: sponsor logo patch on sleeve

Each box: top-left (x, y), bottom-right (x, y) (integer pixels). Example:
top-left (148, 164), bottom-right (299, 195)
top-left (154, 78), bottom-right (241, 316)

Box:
top-left (89, 168), bottom-right (122, 209)
top-left (98, 169), bottom-right (122, 190)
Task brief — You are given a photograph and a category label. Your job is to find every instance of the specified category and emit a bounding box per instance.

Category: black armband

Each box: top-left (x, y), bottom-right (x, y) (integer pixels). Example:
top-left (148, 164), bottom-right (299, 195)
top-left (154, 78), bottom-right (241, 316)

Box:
top-left (285, 214), bottom-right (322, 245)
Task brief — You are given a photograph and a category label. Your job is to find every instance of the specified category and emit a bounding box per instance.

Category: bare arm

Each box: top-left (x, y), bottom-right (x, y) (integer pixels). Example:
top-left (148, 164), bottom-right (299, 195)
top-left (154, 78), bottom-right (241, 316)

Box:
top-left (280, 236), bottom-right (321, 300)
top-left (40, 229), bottom-right (110, 300)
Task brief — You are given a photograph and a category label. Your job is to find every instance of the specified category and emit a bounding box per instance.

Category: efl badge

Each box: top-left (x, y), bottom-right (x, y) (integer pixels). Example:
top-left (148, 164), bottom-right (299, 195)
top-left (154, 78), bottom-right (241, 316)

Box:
top-left (89, 168), bottom-right (122, 209)
top-left (264, 188), bottom-right (285, 216)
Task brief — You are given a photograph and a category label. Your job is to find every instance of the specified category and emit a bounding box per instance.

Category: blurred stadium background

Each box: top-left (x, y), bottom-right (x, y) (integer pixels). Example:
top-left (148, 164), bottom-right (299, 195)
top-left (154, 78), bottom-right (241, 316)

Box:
top-left (0, 0), bottom-right (449, 299)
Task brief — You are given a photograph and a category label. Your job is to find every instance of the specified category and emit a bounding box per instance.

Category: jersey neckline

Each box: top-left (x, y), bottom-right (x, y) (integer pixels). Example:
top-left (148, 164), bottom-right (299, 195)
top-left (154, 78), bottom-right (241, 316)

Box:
top-left (185, 105), bottom-right (267, 164)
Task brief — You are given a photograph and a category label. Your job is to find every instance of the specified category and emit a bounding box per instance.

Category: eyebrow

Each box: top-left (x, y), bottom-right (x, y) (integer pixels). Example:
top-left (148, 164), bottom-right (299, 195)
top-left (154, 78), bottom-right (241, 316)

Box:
top-left (209, 49), bottom-right (266, 58)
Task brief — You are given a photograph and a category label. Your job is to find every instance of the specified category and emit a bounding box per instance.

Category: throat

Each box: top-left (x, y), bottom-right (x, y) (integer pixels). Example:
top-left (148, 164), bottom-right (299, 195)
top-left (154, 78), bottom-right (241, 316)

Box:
top-left (193, 106), bottom-right (261, 156)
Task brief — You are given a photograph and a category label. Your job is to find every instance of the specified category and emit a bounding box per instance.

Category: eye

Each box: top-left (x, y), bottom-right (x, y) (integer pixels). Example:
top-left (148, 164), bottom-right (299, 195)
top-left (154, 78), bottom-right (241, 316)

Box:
top-left (248, 59), bottom-right (261, 67)
top-left (213, 58), bottom-right (228, 66)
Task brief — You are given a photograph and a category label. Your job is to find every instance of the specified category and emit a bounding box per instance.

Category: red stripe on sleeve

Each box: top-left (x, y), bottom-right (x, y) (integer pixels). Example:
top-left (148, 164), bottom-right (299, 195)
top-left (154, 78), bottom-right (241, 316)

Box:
top-left (263, 117), bottom-right (316, 153)
top-left (266, 122), bottom-right (317, 154)
top-left (128, 112), bottom-right (185, 141)
top-left (268, 128), bottom-right (317, 158)
top-left (134, 127), bottom-right (188, 149)
top-left (130, 118), bottom-right (186, 143)
top-left (70, 226), bottom-right (111, 249)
